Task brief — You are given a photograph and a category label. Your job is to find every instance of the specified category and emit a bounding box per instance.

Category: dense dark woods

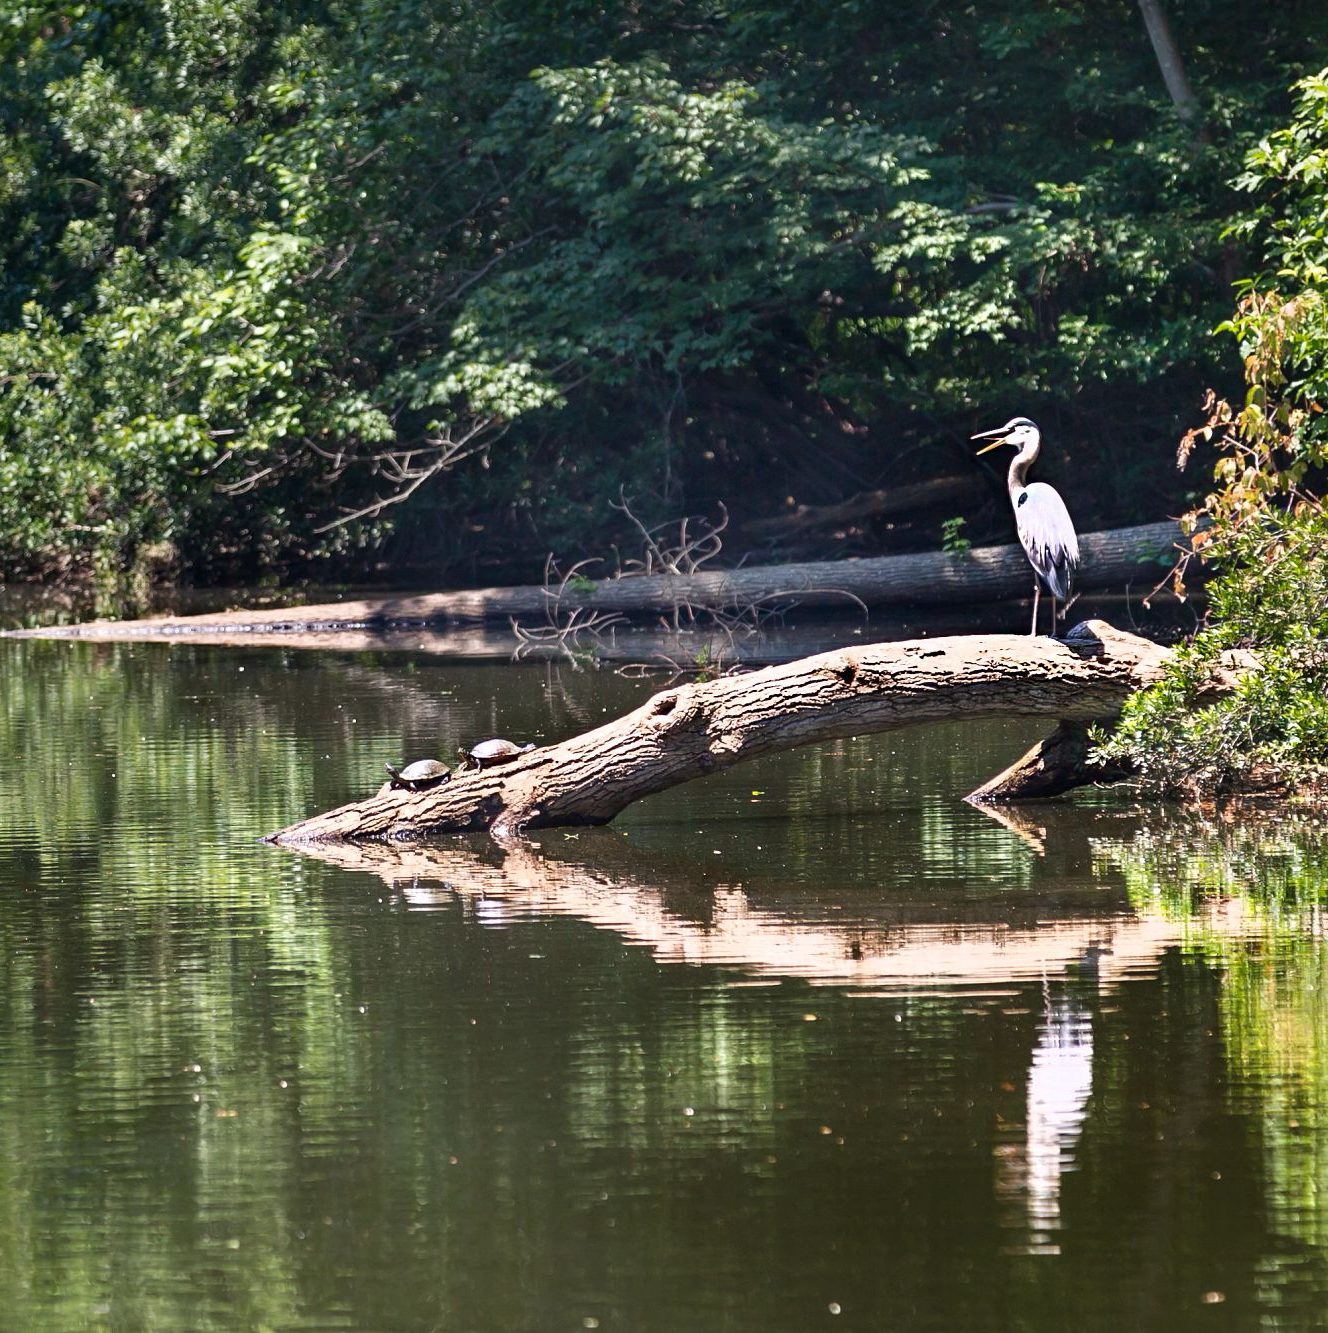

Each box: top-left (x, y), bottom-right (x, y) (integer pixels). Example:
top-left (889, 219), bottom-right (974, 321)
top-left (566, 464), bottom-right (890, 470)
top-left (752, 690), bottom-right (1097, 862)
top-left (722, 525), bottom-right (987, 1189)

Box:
top-left (1, 0), bottom-right (1325, 591)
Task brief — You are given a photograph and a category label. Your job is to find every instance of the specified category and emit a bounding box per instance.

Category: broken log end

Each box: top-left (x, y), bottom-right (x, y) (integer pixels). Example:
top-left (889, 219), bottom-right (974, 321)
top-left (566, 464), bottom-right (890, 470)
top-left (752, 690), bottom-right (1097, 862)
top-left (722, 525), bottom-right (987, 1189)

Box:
top-left (966, 719), bottom-right (1137, 803)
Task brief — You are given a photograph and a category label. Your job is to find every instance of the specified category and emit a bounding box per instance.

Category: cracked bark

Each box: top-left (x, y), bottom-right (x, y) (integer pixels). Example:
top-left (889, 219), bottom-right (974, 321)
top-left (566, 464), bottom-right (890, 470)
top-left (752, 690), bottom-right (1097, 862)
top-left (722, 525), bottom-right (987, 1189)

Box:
top-left (270, 619), bottom-right (1180, 845)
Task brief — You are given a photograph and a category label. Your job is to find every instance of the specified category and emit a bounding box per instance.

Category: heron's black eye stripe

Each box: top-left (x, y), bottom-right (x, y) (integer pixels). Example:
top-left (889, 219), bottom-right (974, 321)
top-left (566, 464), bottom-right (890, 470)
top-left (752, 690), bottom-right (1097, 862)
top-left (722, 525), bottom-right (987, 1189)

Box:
top-left (1017, 492), bottom-right (1029, 506)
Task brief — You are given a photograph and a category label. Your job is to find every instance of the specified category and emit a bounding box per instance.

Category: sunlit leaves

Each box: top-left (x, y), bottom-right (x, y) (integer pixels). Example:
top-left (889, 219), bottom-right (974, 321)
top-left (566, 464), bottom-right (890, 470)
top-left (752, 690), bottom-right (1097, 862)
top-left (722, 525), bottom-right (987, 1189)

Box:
top-left (2, 0), bottom-right (1327, 583)
top-left (1101, 69), bottom-right (1328, 792)
top-left (445, 58), bottom-right (926, 399)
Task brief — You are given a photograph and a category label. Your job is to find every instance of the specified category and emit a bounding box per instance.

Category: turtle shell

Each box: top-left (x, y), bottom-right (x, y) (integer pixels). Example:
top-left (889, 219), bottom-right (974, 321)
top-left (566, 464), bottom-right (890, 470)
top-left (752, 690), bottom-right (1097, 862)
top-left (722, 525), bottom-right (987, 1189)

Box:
top-left (384, 759), bottom-right (451, 791)
top-left (463, 738), bottom-right (535, 770)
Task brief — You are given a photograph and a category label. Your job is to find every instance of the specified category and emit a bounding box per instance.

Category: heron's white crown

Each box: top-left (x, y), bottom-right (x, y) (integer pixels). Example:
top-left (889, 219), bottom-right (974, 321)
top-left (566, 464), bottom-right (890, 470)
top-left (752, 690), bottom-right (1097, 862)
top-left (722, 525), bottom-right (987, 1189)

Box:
top-left (1000, 417), bottom-right (1040, 449)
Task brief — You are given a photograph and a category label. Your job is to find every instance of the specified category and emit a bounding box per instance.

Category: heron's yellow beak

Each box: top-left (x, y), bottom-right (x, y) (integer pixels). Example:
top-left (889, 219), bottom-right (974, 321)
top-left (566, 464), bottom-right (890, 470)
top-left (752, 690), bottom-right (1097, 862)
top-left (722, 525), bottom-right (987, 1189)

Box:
top-left (975, 437), bottom-right (1007, 455)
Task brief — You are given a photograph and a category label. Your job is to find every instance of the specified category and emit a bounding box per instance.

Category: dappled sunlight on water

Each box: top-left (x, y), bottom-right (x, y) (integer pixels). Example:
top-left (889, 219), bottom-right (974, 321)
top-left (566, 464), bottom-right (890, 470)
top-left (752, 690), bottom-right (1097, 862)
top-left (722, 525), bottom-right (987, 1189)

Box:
top-left (0, 635), bottom-right (1327, 1328)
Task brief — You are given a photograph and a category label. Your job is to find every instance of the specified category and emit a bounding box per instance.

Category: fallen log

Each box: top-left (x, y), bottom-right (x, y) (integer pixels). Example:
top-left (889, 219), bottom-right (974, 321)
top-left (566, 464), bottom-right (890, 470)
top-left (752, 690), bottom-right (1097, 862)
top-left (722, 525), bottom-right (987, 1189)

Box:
top-left (742, 475), bottom-right (986, 538)
top-left (270, 619), bottom-right (1179, 845)
top-left (7, 520), bottom-right (1188, 640)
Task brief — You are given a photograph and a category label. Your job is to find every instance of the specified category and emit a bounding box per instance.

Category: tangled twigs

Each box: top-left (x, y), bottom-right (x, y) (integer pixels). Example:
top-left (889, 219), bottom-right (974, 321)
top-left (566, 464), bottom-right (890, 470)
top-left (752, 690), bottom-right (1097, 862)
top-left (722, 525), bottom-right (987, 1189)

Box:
top-left (510, 556), bottom-right (629, 664)
top-left (611, 494), bottom-right (729, 578)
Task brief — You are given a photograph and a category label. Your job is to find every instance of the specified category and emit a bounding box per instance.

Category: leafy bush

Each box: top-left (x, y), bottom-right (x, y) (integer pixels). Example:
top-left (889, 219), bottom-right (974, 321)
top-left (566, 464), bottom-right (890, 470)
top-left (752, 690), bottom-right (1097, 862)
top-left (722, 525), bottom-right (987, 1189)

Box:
top-left (1100, 71), bottom-right (1328, 792)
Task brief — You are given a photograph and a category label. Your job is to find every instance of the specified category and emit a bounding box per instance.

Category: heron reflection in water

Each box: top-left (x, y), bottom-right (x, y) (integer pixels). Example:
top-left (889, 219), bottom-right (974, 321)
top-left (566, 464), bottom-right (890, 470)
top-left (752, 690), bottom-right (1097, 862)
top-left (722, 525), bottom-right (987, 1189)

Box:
top-left (973, 417), bottom-right (1080, 636)
top-left (995, 983), bottom-right (1097, 1256)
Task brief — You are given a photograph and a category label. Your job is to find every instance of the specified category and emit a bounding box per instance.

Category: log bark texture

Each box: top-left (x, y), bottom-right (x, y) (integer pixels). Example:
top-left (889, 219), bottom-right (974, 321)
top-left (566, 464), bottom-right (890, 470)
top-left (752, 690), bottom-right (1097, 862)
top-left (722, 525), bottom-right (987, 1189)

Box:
top-left (8, 520), bottom-right (1187, 640)
top-left (270, 620), bottom-right (1175, 845)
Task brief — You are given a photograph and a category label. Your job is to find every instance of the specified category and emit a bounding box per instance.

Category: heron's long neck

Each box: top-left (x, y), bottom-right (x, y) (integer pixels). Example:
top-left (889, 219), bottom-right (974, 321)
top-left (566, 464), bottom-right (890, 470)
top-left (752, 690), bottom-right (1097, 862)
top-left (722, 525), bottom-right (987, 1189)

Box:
top-left (1007, 439), bottom-right (1040, 498)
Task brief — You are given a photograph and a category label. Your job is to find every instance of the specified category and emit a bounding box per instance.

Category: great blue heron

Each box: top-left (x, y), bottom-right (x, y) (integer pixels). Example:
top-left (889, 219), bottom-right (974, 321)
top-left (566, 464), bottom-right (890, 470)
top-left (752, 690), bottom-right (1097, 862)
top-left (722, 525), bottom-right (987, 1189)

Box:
top-left (972, 417), bottom-right (1079, 636)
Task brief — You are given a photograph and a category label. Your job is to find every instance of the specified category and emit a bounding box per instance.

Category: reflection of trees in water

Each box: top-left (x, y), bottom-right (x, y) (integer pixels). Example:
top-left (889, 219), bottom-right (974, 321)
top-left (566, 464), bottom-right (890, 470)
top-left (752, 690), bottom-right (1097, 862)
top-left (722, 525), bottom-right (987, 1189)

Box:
top-left (1097, 810), bottom-right (1328, 1319)
top-left (10, 634), bottom-right (1328, 1323)
top-left (1097, 811), bottom-right (1328, 923)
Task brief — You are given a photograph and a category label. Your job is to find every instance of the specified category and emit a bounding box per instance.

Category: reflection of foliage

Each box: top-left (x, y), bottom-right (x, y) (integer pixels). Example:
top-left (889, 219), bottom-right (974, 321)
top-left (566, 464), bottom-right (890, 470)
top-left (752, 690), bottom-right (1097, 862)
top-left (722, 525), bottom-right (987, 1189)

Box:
top-left (1102, 809), bottom-right (1328, 1307)
top-left (1098, 812), bottom-right (1328, 921)
top-left (0, 636), bottom-right (1012, 1326)
top-left (0, 641), bottom-right (1048, 1324)
top-left (15, 644), bottom-right (1328, 1322)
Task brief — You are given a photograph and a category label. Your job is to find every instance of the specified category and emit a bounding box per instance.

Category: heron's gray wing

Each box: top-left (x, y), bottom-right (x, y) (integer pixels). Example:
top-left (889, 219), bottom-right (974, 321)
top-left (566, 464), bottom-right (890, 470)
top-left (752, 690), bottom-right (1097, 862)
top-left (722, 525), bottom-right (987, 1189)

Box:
top-left (1016, 482), bottom-right (1079, 599)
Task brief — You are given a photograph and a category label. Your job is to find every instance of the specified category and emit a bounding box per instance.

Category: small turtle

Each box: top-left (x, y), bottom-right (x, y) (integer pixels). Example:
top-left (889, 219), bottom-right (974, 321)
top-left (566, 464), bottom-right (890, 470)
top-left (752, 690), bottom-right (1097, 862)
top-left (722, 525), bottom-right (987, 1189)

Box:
top-left (383, 759), bottom-right (451, 791)
top-left (462, 738), bottom-right (535, 771)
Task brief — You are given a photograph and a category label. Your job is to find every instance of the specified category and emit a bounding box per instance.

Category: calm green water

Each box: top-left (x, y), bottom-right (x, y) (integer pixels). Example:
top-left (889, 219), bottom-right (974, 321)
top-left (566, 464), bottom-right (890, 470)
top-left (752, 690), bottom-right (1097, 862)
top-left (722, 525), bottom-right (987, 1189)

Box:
top-left (1, 636), bottom-right (1327, 1330)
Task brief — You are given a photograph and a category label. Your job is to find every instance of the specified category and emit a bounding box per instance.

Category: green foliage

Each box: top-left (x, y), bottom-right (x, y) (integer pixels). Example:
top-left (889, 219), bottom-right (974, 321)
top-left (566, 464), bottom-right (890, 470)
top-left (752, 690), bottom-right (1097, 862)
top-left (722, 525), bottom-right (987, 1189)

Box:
top-left (2, 1), bottom-right (1328, 586)
top-left (0, 3), bottom-right (391, 583)
top-left (447, 59), bottom-right (925, 397)
top-left (1099, 71), bottom-right (1328, 793)
top-left (940, 517), bottom-right (972, 556)
top-left (1101, 514), bottom-right (1328, 789)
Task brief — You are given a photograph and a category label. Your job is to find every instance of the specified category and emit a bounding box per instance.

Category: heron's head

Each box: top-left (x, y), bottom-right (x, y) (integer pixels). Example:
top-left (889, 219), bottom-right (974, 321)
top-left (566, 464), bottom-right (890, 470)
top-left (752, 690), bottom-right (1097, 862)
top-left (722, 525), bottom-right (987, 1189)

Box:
top-left (972, 416), bottom-right (1040, 455)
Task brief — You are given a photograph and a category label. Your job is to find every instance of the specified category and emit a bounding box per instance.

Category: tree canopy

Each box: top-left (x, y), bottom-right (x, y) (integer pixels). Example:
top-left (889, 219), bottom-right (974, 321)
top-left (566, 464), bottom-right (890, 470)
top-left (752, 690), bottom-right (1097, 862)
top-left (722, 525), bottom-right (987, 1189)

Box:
top-left (1, 0), bottom-right (1326, 588)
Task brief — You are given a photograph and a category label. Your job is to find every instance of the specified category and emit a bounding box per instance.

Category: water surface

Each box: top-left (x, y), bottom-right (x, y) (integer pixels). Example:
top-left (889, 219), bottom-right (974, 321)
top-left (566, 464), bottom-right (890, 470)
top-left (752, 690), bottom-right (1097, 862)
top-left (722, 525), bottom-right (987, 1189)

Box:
top-left (0, 636), bottom-right (1324, 1330)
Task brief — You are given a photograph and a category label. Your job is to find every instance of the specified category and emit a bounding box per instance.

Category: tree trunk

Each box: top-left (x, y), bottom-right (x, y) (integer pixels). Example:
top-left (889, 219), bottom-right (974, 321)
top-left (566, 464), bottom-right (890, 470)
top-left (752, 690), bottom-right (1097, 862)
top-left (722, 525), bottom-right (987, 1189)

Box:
top-left (8, 521), bottom-right (1190, 640)
top-left (269, 620), bottom-right (1178, 844)
top-left (1136, 0), bottom-right (1210, 142)
top-left (965, 720), bottom-right (1137, 803)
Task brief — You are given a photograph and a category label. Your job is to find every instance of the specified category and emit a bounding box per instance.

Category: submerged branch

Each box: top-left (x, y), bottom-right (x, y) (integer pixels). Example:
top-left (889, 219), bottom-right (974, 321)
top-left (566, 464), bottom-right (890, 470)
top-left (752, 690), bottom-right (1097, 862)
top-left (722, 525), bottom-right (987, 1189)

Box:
top-left (965, 720), bottom-right (1137, 803)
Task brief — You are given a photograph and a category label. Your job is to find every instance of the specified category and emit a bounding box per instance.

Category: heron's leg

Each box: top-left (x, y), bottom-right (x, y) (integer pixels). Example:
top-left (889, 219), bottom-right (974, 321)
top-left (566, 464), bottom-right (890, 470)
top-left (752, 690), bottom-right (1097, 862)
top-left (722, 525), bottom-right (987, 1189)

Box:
top-left (1030, 582), bottom-right (1041, 637)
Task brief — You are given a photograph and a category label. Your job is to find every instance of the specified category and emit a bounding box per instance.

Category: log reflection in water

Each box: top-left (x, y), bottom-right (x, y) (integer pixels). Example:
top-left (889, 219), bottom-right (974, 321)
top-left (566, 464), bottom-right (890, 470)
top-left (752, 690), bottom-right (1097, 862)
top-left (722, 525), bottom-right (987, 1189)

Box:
top-left (278, 826), bottom-right (1258, 991)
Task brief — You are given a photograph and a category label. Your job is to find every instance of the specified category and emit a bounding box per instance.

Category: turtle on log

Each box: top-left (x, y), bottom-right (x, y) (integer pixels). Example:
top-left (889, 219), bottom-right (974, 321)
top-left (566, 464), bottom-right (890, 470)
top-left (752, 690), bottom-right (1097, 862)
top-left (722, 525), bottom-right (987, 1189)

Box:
top-left (382, 759), bottom-right (452, 792)
top-left (462, 739), bottom-right (536, 771)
